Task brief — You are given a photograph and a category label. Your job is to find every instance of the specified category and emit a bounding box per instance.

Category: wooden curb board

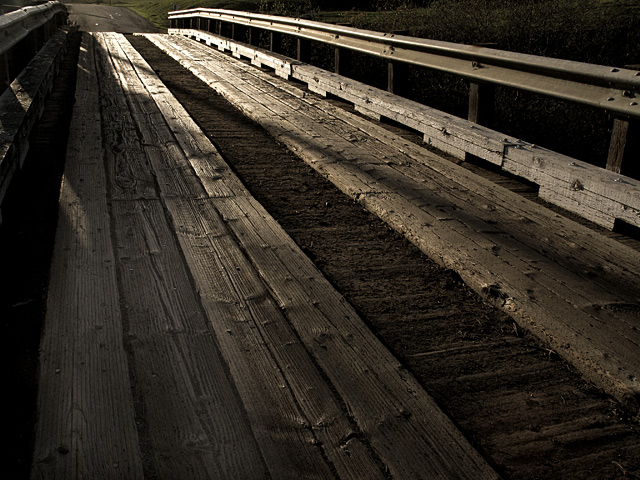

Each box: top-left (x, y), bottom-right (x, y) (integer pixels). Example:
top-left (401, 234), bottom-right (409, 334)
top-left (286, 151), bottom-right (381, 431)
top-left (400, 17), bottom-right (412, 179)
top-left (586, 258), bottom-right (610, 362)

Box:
top-left (171, 27), bottom-right (640, 232)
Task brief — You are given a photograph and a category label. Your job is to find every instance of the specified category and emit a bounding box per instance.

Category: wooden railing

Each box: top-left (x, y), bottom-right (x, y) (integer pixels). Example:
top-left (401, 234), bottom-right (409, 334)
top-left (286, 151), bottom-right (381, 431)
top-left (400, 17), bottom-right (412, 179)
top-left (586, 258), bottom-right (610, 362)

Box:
top-left (0, 2), bottom-right (69, 226)
top-left (168, 8), bottom-right (640, 177)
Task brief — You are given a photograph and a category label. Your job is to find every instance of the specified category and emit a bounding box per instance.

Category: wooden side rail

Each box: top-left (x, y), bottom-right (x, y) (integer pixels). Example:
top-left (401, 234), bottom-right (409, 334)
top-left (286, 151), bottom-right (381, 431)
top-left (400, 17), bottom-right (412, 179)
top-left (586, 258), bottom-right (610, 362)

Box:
top-left (0, 26), bottom-right (71, 226)
top-left (170, 28), bottom-right (640, 231)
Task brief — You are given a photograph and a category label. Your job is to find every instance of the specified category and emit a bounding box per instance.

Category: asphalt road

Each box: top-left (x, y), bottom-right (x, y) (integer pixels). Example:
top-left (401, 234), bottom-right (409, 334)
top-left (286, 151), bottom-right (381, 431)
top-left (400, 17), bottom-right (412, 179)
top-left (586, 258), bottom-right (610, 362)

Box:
top-left (67, 3), bottom-right (159, 33)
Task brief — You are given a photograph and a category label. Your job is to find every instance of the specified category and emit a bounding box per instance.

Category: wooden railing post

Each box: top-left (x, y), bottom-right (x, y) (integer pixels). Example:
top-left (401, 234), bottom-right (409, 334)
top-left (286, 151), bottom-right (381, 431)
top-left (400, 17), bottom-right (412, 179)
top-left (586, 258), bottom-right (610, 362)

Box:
top-left (269, 31), bottom-right (281, 53)
top-left (387, 31), bottom-right (409, 96)
top-left (607, 64), bottom-right (640, 178)
top-left (468, 43), bottom-right (498, 128)
top-left (248, 26), bottom-right (259, 46)
top-left (387, 61), bottom-right (407, 96)
top-left (297, 38), bottom-right (311, 63)
top-left (334, 47), bottom-right (351, 76)
top-left (607, 117), bottom-right (639, 177)
top-left (468, 81), bottom-right (495, 126)
top-left (334, 23), bottom-right (352, 76)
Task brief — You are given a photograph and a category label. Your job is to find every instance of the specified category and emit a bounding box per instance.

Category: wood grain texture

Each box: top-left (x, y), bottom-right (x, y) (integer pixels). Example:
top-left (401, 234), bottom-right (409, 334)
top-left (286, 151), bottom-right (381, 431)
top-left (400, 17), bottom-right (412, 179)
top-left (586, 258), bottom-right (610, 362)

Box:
top-left (31, 32), bottom-right (145, 479)
top-left (97, 32), bottom-right (382, 479)
top-left (98, 32), bottom-right (270, 478)
top-left (143, 33), bottom-right (640, 412)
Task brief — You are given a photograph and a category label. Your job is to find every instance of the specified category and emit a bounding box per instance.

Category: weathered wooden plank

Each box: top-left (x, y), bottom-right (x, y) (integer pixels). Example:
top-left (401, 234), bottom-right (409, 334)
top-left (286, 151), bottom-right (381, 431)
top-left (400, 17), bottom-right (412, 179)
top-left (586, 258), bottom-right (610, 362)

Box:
top-left (93, 35), bottom-right (158, 201)
top-left (31, 32), bottom-right (144, 479)
top-left (94, 32), bottom-right (272, 478)
top-left (116, 36), bottom-right (247, 198)
top-left (502, 146), bottom-right (640, 228)
top-left (100, 35), bottom-right (208, 201)
top-left (108, 197), bottom-right (269, 479)
top-left (99, 32), bottom-right (358, 479)
top-left (172, 195), bottom-right (358, 478)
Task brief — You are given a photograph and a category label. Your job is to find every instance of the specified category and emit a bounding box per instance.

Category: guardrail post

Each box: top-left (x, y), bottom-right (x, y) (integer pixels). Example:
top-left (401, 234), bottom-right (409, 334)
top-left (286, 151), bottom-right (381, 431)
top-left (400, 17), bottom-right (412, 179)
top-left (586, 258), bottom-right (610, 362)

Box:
top-left (270, 31), bottom-right (281, 53)
top-left (468, 43), bottom-right (498, 128)
top-left (387, 32), bottom-right (409, 96)
top-left (607, 117), bottom-right (639, 177)
top-left (468, 81), bottom-right (495, 126)
top-left (248, 26), bottom-right (259, 46)
top-left (297, 38), bottom-right (311, 63)
top-left (335, 47), bottom-right (351, 76)
top-left (387, 61), bottom-right (407, 96)
top-left (334, 23), bottom-right (352, 76)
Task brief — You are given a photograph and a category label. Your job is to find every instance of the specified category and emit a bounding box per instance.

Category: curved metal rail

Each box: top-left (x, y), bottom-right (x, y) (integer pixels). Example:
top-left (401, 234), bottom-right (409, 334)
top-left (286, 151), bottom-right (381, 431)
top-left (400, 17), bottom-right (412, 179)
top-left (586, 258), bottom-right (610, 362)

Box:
top-left (169, 8), bottom-right (640, 120)
top-left (0, 2), bottom-right (69, 225)
top-left (0, 1), bottom-right (67, 56)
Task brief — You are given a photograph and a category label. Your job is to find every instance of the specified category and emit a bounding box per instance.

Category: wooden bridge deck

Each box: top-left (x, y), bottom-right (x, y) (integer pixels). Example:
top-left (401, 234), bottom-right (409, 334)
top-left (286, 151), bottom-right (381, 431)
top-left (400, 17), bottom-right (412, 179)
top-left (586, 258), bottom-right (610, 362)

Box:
top-left (31, 32), bottom-right (498, 479)
top-left (145, 33), bottom-right (640, 408)
top-left (30, 31), bottom-right (640, 478)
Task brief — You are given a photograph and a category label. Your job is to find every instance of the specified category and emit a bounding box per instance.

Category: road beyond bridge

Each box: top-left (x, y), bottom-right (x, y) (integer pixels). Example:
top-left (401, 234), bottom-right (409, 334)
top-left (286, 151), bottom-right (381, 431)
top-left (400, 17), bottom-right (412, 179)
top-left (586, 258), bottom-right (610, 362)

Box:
top-left (2, 5), bottom-right (640, 480)
top-left (67, 3), bottom-right (158, 33)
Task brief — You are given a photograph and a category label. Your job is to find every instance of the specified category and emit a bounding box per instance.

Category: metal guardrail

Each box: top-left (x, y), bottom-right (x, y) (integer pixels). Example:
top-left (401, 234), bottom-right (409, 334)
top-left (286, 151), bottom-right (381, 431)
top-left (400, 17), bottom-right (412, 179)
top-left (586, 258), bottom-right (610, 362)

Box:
top-left (169, 8), bottom-right (640, 119)
top-left (0, 2), bottom-right (68, 226)
top-left (0, 1), bottom-right (67, 55)
top-left (168, 8), bottom-right (640, 175)
top-left (0, 1), bottom-right (67, 91)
